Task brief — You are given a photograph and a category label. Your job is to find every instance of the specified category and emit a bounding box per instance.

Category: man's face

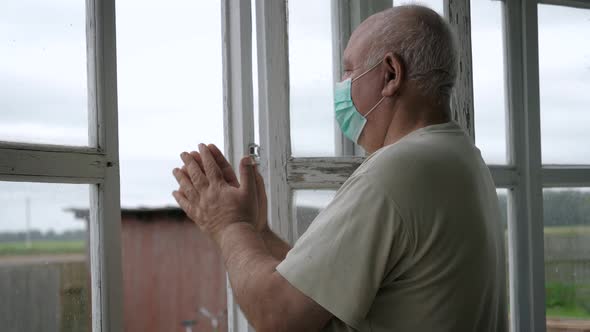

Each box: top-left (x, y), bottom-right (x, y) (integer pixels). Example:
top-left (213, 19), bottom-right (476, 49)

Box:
top-left (341, 22), bottom-right (393, 153)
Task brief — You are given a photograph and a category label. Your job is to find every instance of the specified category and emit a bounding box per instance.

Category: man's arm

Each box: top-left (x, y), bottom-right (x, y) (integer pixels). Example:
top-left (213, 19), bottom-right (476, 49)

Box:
top-left (219, 222), bottom-right (332, 332)
top-left (204, 143), bottom-right (292, 261)
top-left (173, 145), bottom-right (332, 332)
top-left (260, 228), bottom-right (291, 261)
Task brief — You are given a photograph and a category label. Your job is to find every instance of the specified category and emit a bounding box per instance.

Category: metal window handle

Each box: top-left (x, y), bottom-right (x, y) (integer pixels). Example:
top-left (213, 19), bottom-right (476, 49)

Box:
top-left (248, 143), bottom-right (261, 165)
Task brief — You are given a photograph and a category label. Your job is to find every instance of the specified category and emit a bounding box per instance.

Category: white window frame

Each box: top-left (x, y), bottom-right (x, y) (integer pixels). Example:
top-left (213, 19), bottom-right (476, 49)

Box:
top-left (221, 0), bottom-right (255, 330)
top-left (0, 0), bottom-right (123, 330)
top-left (222, 0), bottom-right (590, 331)
top-left (503, 1), bottom-right (590, 331)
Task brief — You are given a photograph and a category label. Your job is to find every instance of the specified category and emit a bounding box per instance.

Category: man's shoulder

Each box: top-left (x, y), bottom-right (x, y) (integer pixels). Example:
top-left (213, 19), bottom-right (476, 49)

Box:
top-left (363, 124), bottom-right (475, 172)
top-left (358, 134), bottom-right (440, 178)
top-left (354, 128), bottom-right (478, 204)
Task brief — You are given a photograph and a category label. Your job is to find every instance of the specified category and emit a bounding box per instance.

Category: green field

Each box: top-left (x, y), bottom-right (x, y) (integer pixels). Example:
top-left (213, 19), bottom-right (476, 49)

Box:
top-left (547, 306), bottom-right (590, 319)
top-left (546, 282), bottom-right (590, 319)
top-left (0, 240), bottom-right (85, 256)
top-left (544, 225), bottom-right (590, 235)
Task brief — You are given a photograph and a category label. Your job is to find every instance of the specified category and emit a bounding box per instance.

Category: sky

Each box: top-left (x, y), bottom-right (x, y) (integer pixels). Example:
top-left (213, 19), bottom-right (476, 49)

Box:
top-left (0, 0), bottom-right (589, 233)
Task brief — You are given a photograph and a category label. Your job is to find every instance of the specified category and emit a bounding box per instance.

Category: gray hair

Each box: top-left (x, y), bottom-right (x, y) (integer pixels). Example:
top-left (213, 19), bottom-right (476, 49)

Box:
top-left (364, 5), bottom-right (458, 103)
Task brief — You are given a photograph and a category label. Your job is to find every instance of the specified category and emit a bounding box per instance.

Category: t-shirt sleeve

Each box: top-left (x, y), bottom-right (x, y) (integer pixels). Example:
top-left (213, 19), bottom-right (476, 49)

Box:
top-left (276, 173), bottom-right (408, 329)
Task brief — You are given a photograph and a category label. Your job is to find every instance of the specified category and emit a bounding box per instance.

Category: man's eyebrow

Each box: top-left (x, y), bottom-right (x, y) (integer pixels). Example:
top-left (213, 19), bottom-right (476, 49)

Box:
top-left (342, 55), bottom-right (352, 68)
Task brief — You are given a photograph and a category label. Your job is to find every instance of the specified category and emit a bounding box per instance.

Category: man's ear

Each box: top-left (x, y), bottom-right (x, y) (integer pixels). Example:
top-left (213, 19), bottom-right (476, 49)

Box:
top-left (382, 52), bottom-right (404, 97)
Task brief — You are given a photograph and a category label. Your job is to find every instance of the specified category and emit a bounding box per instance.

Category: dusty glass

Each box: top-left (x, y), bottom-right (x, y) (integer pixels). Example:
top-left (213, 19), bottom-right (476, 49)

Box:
top-left (288, 0), bottom-right (335, 156)
top-left (472, 0), bottom-right (507, 164)
top-left (538, 5), bottom-right (590, 164)
top-left (0, 1), bottom-right (88, 146)
top-left (0, 182), bottom-right (90, 332)
top-left (543, 188), bottom-right (590, 327)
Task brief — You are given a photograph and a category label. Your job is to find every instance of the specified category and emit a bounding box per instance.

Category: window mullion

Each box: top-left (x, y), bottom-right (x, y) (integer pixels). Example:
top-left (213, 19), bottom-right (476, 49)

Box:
top-left (255, 0), bottom-right (293, 244)
top-left (287, 158), bottom-right (519, 189)
top-left (221, 0), bottom-right (255, 331)
top-left (538, 0), bottom-right (590, 10)
top-left (0, 143), bottom-right (106, 183)
top-left (541, 166), bottom-right (590, 187)
top-left (443, 0), bottom-right (475, 139)
top-left (86, 0), bottom-right (124, 330)
top-left (331, 0), bottom-right (355, 157)
top-left (503, 1), bottom-right (546, 331)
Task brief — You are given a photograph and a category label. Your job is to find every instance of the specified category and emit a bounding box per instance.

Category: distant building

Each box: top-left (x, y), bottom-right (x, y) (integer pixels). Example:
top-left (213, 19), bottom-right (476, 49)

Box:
top-left (70, 207), bottom-right (228, 332)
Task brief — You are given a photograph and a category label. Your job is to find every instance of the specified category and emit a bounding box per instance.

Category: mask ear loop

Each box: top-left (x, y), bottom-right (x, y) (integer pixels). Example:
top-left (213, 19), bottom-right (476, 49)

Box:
top-left (351, 61), bottom-right (386, 118)
top-left (352, 60), bottom-right (382, 83)
top-left (363, 96), bottom-right (385, 118)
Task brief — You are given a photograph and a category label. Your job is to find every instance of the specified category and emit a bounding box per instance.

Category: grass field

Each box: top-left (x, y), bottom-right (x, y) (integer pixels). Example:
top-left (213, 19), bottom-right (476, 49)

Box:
top-left (544, 225), bottom-right (590, 235)
top-left (546, 282), bottom-right (590, 319)
top-left (0, 240), bottom-right (85, 256)
top-left (547, 306), bottom-right (590, 319)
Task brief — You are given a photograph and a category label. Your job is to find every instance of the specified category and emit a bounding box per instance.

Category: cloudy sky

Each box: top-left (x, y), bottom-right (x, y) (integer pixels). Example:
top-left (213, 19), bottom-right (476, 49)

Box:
top-left (0, 0), bottom-right (588, 233)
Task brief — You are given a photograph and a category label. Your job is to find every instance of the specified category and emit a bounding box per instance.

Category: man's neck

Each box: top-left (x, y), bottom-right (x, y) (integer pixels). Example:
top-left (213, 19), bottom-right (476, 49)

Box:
top-left (382, 100), bottom-right (450, 147)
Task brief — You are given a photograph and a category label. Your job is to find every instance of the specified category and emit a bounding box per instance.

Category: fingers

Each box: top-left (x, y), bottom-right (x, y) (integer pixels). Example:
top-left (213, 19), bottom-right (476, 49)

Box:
top-left (239, 156), bottom-right (257, 195)
top-left (189, 151), bottom-right (204, 173)
top-left (181, 152), bottom-right (208, 189)
top-left (208, 143), bottom-right (239, 187)
top-left (198, 144), bottom-right (224, 184)
top-left (254, 165), bottom-right (267, 204)
top-left (172, 190), bottom-right (192, 216)
top-left (172, 168), bottom-right (199, 201)
top-left (254, 164), bottom-right (267, 220)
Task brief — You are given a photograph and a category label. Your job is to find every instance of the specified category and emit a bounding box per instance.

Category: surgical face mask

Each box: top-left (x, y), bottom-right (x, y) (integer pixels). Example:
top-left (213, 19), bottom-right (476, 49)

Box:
top-left (334, 61), bottom-right (386, 144)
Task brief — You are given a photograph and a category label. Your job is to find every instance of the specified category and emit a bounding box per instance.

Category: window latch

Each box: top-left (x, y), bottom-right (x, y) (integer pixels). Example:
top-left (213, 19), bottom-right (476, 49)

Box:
top-left (248, 143), bottom-right (261, 165)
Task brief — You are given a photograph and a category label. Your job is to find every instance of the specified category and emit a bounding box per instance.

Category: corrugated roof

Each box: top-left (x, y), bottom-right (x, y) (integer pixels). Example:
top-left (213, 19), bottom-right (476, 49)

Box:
top-left (65, 206), bottom-right (187, 222)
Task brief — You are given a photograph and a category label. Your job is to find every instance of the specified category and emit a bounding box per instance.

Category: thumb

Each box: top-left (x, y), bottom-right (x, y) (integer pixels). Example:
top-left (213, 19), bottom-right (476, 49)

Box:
top-left (239, 156), bottom-right (257, 195)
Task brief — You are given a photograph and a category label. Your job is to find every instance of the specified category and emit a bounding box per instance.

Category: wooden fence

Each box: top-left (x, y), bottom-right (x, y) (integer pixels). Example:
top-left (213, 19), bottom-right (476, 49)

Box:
top-left (0, 255), bottom-right (89, 332)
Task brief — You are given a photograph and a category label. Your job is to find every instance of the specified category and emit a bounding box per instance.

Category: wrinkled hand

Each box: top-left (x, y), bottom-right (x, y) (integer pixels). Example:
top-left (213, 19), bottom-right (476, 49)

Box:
top-left (172, 144), bottom-right (256, 240)
top-left (194, 144), bottom-right (269, 233)
top-left (172, 143), bottom-right (261, 243)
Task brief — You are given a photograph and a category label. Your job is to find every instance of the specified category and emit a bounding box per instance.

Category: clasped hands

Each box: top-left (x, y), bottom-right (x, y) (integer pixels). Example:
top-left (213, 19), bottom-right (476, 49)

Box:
top-left (172, 143), bottom-right (269, 244)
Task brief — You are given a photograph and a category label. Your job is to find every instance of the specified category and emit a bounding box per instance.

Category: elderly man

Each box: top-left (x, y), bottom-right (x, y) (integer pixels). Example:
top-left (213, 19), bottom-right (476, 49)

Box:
top-left (172, 5), bottom-right (508, 332)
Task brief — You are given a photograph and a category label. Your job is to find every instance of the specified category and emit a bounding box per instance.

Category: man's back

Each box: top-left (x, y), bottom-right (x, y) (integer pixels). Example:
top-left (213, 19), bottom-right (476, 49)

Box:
top-left (276, 121), bottom-right (508, 331)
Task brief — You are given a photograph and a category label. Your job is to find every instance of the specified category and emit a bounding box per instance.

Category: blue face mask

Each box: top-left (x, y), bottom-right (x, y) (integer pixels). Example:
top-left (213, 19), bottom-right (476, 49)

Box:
top-left (334, 61), bottom-right (385, 144)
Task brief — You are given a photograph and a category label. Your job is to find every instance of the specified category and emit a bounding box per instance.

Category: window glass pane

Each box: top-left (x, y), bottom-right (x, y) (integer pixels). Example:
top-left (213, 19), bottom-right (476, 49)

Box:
top-left (118, 208), bottom-right (227, 332)
top-left (288, 0), bottom-right (335, 156)
top-left (472, 0), bottom-right (507, 164)
top-left (293, 190), bottom-right (337, 239)
top-left (0, 1), bottom-right (88, 146)
top-left (116, 2), bottom-right (228, 331)
top-left (543, 188), bottom-right (590, 326)
top-left (538, 5), bottom-right (590, 164)
top-left (116, 0), bottom-right (224, 207)
top-left (0, 182), bottom-right (90, 331)
top-left (394, 0), bottom-right (443, 15)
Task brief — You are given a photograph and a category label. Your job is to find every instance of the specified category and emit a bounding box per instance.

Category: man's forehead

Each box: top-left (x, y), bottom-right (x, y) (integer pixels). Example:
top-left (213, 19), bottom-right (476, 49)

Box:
top-left (343, 17), bottom-right (377, 66)
top-left (343, 35), bottom-right (368, 66)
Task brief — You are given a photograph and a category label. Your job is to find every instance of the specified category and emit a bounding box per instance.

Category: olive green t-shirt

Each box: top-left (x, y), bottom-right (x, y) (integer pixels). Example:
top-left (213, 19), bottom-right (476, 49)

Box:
top-left (276, 121), bottom-right (508, 332)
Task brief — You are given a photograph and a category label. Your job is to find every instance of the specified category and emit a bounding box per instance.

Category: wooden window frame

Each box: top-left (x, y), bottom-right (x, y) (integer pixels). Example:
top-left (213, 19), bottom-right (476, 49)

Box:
top-left (0, 0), bottom-right (123, 331)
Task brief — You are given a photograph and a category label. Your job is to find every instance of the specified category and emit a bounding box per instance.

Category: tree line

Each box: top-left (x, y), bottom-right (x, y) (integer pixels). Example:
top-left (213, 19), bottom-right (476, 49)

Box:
top-left (497, 190), bottom-right (590, 227)
top-left (0, 229), bottom-right (86, 243)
